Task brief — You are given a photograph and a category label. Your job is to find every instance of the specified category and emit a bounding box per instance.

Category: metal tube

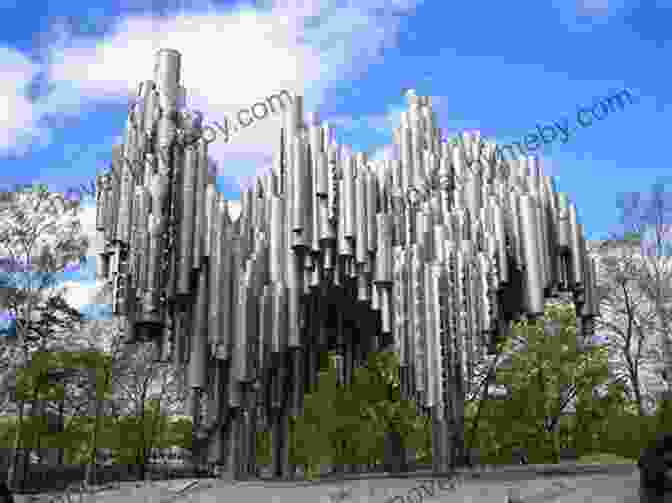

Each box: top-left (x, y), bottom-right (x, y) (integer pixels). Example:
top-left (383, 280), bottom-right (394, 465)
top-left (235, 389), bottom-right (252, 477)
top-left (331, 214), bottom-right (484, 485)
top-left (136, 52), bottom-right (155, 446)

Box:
top-left (269, 196), bottom-right (286, 283)
top-left (204, 184), bottom-right (218, 257)
top-left (217, 224), bottom-right (233, 360)
top-left (342, 152), bottom-right (356, 239)
top-left (292, 137), bottom-right (306, 234)
top-left (569, 204), bottom-right (585, 290)
top-left (193, 140), bottom-right (208, 269)
top-left (188, 264), bottom-right (209, 389)
top-left (116, 162), bottom-right (134, 244)
top-left (208, 195), bottom-right (223, 348)
top-left (178, 145), bottom-right (197, 294)
top-left (355, 172), bottom-right (368, 264)
top-left (367, 170), bottom-right (378, 253)
top-left (519, 195), bottom-right (544, 316)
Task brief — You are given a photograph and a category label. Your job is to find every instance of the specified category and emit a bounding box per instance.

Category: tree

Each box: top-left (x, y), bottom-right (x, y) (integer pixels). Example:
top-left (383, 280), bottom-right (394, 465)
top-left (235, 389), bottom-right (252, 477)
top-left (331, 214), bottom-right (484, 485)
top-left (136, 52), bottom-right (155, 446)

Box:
top-left (104, 337), bottom-right (186, 480)
top-left (0, 305), bottom-right (191, 483)
top-left (353, 350), bottom-right (425, 469)
top-left (463, 333), bottom-right (517, 461)
top-left (286, 350), bottom-right (424, 477)
top-left (0, 184), bottom-right (88, 488)
top-left (56, 316), bottom-right (186, 482)
top-left (470, 303), bottom-right (615, 464)
top-left (593, 238), bottom-right (660, 416)
top-left (595, 178), bottom-right (672, 416)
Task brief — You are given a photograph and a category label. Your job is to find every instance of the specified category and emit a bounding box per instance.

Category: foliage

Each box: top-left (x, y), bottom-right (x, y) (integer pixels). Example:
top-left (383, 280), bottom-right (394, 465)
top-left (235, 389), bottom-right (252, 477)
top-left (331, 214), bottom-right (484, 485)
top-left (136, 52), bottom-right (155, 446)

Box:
top-left (0, 408), bottom-right (194, 465)
top-left (0, 185), bottom-right (95, 485)
top-left (102, 399), bottom-right (170, 465)
top-left (464, 304), bottom-right (616, 464)
top-left (255, 429), bottom-right (272, 468)
top-left (265, 350), bottom-right (425, 474)
top-left (460, 303), bottom-right (672, 466)
top-left (0, 186), bottom-right (90, 419)
top-left (0, 186), bottom-right (88, 344)
top-left (576, 452), bottom-right (636, 464)
top-left (12, 350), bottom-right (114, 403)
top-left (0, 317), bottom-right (189, 469)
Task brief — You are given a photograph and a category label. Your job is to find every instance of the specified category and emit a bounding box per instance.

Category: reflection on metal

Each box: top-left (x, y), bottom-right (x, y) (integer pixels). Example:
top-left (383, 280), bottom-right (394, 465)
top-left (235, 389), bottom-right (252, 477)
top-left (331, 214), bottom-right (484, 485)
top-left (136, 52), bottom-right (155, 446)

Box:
top-left (95, 49), bottom-right (598, 480)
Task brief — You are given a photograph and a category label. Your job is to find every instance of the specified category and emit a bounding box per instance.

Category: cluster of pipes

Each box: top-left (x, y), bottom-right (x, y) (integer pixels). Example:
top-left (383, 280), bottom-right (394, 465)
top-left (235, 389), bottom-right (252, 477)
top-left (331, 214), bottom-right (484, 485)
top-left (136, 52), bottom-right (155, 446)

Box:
top-left (95, 48), bottom-right (599, 479)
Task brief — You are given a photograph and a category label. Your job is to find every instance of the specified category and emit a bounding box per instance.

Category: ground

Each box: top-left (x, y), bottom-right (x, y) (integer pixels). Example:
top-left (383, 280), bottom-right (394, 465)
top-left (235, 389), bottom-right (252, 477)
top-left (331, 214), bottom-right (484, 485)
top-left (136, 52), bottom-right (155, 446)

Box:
top-left (12, 464), bottom-right (647, 503)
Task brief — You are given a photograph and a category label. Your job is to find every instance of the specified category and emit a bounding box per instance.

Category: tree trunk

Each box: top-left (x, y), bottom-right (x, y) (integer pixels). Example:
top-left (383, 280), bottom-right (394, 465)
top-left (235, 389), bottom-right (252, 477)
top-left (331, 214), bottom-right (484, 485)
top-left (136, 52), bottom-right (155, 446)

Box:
top-left (138, 399), bottom-right (147, 481)
top-left (85, 398), bottom-right (102, 488)
top-left (467, 368), bottom-right (493, 454)
top-left (138, 449), bottom-right (147, 481)
top-left (19, 397), bottom-right (39, 490)
top-left (19, 378), bottom-right (42, 490)
top-left (86, 361), bottom-right (112, 489)
top-left (7, 398), bottom-right (25, 490)
top-left (383, 429), bottom-right (406, 473)
top-left (632, 377), bottom-right (646, 417)
top-left (146, 399), bottom-right (164, 482)
top-left (57, 400), bottom-right (64, 465)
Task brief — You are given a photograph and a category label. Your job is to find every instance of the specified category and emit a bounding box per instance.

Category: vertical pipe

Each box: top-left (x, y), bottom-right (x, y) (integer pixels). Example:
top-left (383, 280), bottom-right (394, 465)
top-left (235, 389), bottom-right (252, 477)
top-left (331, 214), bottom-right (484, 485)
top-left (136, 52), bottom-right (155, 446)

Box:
top-left (355, 172), bottom-right (368, 265)
top-left (188, 263), bottom-right (209, 389)
top-left (342, 152), bottom-right (356, 239)
top-left (178, 145), bottom-right (197, 294)
top-left (292, 137), bottom-right (306, 234)
top-left (519, 195), bottom-right (544, 316)
top-left (193, 140), bottom-right (208, 269)
top-left (569, 204), bottom-right (584, 291)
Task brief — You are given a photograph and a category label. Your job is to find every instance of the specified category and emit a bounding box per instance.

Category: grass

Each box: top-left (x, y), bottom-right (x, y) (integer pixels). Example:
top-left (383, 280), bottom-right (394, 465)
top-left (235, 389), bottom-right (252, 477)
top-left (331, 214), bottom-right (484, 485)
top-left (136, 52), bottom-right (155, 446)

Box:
top-left (576, 452), bottom-right (636, 465)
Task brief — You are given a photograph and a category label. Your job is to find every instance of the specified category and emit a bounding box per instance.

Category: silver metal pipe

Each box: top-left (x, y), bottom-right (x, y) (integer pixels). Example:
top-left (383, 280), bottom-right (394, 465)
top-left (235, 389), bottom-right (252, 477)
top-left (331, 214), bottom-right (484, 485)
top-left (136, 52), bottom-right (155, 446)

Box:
top-left (519, 195), bottom-right (544, 315)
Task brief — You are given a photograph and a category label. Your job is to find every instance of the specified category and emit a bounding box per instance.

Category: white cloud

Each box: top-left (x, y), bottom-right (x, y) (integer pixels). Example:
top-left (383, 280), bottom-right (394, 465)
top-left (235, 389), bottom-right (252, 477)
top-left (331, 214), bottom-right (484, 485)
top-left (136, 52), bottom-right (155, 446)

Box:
top-left (62, 280), bottom-right (104, 310)
top-left (76, 202), bottom-right (101, 254)
top-left (327, 102), bottom-right (406, 162)
top-left (228, 199), bottom-right (241, 221)
top-left (551, 0), bottom-right (632, 32)
top-left (4, 0), bottom-right (423, 187)
top-left (576, 0), bottom-right (611, 16)
top-left (0, 48), bottom-right (53, 155)
top-left (329, 104), bottom-right (405, 139)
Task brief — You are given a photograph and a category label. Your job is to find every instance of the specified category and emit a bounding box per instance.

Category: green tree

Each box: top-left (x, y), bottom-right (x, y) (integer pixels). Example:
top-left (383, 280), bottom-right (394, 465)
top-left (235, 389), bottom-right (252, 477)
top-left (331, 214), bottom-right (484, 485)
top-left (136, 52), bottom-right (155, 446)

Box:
top-left (0, 185), bottom-right (88, 487)
top-left (470, 304), bottom-right (614, 464)
top-left (105, 399), bottom-right (167, 466)
top-left (286, 350), bottom-right (424, 476)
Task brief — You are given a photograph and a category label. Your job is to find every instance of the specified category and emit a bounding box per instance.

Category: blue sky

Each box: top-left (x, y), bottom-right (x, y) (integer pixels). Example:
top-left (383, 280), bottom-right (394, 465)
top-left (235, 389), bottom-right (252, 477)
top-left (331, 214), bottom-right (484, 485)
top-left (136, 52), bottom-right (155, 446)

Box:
top-left (0, 0), bottom-right (671, 314)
